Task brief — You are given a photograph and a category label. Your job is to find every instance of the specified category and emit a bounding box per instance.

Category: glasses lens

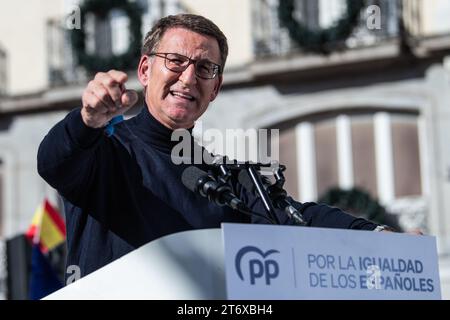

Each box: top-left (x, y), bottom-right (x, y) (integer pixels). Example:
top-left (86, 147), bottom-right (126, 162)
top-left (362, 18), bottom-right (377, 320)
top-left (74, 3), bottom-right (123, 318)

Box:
top-left (196, 61), bottom-right (217, 79)
top-left (165, 53), bottom-right (189, 72)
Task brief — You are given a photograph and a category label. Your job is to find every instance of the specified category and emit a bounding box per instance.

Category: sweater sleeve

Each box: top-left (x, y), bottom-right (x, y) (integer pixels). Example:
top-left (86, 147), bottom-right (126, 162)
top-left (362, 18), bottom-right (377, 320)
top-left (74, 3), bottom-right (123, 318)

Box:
top-left (291, 200), bottom-right (378, 230)
top-left (233, 179), bottom-right (378, 230)
top-left (37, 108), bottom-right (104, 205)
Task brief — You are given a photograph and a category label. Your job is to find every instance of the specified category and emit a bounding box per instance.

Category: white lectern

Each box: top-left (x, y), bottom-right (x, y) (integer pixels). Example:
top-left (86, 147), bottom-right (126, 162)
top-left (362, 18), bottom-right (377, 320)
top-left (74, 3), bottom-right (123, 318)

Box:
top-left (46, 228), bottom-right (226, 299)
top-left (45, 224), bottom-right (441, 300)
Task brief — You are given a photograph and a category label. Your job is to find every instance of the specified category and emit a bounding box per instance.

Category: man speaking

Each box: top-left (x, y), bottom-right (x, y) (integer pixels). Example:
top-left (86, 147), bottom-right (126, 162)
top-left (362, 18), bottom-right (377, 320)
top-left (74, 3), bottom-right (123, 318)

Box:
top-left (37, 14), bottom-right (383, 281)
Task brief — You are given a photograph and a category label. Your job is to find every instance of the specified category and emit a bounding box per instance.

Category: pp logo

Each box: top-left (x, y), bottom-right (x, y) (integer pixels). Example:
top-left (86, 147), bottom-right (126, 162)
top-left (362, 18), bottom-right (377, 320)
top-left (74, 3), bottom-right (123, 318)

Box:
top-left (235, 246), bottom-right (280, 285)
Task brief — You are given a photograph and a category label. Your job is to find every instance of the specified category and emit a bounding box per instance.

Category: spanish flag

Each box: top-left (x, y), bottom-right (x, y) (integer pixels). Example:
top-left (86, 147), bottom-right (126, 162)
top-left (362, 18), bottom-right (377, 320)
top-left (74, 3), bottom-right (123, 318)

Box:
top-left (25, 199), bottom-right (66, 253)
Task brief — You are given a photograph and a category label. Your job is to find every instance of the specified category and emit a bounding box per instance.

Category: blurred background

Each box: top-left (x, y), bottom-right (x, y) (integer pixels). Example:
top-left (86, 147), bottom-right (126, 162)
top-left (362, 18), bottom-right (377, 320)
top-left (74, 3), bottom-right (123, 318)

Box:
top-left (1, 0), bottom-right (450, 299)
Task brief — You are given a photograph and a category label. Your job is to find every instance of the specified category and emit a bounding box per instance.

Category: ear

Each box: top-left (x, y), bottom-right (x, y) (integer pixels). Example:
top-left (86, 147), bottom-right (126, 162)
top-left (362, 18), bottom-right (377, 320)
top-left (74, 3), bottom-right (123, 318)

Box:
top-left (209, 75), bottom-right (223, 102)
top-left (137, 55), bottom-right (150, 87)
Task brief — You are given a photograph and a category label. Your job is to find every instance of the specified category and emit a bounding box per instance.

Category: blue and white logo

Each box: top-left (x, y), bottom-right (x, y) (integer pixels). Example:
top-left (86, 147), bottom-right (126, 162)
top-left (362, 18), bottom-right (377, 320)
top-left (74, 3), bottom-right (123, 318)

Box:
top-left (235, 246), bottom-right (280, 285)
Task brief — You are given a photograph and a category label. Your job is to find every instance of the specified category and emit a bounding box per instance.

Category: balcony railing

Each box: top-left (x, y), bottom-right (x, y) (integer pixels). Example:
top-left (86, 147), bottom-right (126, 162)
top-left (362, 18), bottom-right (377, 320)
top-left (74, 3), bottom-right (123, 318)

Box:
top-left (47, 19), bottom-right (80, 87)
top-left (46, 0), bottom-right (185, 87)
top-left (252, 0), bottom-right (412, 57)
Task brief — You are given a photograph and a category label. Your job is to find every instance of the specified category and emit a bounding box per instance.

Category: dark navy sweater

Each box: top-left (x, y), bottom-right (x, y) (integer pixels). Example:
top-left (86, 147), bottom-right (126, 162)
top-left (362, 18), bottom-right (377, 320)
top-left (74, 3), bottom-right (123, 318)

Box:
top-left (37, 106), bottom-right (378, 279)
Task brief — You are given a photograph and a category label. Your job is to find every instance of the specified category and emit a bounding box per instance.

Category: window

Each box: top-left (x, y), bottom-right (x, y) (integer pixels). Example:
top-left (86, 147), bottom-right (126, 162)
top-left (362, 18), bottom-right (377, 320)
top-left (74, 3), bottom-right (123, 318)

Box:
top-left (252, 0), bottom-right (293, 55)
top-left (351, 116), bottom-right (378, 197)
top-left (391, 115), bottom-right (422, 197)
top-left (46, 19), bottom-right (77, 86)
top-left (252, 0), bottom-right (399, 57)
top-left (47, 0), bottom-right (152, 86)
top-left (315, 119), bottom-right (339, 197)
top-left (278, 111), bottom-right (422, 203)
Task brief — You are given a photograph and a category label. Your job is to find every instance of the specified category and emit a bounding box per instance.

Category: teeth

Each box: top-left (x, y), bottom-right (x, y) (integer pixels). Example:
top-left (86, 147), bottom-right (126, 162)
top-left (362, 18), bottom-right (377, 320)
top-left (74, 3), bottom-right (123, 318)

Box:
top-left (171, 91), bottom-right (194, 101)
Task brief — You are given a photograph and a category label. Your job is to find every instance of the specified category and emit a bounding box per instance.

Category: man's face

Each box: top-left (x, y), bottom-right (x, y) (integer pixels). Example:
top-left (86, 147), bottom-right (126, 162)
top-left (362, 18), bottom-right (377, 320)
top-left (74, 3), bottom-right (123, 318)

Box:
top-left (138, 27), bottom-right (223, 130)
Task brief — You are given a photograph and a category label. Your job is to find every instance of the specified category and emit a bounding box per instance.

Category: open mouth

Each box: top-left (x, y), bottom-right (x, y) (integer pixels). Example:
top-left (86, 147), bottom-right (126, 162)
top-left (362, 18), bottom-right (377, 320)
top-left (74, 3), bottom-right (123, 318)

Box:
top-left (170, 91), bottom-right (196, 101)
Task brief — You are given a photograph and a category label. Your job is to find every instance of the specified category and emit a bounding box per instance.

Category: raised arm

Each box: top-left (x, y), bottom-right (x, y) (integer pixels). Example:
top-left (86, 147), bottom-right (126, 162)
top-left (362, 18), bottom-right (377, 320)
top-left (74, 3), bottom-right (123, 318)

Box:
top-left (37, 70), bottom-right (138, 204)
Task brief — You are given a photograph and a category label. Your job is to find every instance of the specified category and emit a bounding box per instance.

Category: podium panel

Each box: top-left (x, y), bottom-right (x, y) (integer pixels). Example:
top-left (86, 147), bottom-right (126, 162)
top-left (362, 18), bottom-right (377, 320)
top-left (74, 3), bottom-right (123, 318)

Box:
top-left (223, 224), bottom-right (441, 300)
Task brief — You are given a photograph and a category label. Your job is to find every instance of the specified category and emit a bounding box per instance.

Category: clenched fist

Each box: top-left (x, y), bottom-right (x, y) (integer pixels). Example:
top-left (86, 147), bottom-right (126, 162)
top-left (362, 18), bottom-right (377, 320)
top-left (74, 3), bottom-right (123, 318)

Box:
top-left (81, 70), bottom-right (139, 128)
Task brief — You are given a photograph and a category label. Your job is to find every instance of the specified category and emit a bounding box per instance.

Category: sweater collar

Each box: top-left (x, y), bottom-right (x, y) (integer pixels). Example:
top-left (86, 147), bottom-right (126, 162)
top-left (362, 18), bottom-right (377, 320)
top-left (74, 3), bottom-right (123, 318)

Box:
top-left (130, 103), bottom-right (194, 154)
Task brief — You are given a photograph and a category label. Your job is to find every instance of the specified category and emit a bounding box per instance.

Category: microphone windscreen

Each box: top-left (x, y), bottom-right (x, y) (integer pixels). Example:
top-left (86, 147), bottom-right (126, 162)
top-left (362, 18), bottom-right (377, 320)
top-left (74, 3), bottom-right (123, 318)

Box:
top-left (181, 166), bottom-right (207, 192)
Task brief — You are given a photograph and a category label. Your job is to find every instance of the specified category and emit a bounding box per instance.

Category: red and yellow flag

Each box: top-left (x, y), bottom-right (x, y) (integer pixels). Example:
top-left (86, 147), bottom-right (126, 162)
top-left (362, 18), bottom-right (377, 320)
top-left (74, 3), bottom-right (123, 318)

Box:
top-left (25, 199), bottom-right (66, 253)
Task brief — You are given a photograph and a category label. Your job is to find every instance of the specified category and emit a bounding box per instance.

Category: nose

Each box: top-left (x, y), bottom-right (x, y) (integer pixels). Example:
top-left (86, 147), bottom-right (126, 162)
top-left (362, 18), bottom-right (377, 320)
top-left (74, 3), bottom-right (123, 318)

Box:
top-left (178, 62), bottom-right (197, 86)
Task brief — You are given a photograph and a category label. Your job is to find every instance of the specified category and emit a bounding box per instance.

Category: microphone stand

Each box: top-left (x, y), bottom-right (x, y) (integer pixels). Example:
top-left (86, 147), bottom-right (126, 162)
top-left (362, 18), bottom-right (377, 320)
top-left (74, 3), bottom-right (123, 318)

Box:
top-left (211, 159), bottom-right (281, 225)
top-left (212, 162), bottom-right (277, 224)
top-left (266, 165), bottom-right (306, 226)
top-left (247, 166), bottom-right (280, 225)
top-left (211, 159), bottom-right (306, 225)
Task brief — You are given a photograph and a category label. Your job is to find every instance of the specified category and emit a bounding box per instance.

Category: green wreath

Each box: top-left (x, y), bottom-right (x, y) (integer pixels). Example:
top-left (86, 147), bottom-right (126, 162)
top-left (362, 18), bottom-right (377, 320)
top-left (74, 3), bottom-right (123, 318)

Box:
top-left (278, 0), bottom-right (365, 54)
top-left (318, 187), bottom-right (387, 224)
top-left (71, 0), bottom-right (142, 73)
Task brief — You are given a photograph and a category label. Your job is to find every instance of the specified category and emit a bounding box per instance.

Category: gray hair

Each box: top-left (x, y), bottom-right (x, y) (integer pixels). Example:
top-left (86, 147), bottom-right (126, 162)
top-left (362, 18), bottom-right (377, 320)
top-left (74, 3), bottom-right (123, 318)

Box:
top-left (142, 14), bottom-right (228, 73)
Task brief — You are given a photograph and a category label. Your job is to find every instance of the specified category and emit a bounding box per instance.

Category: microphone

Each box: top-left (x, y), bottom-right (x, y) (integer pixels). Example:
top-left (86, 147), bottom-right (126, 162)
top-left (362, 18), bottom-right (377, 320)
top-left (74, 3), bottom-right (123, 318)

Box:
top-left (238, 170), bottom-right (307, 225)
top-left (181, 166), bottom-right (247, 211)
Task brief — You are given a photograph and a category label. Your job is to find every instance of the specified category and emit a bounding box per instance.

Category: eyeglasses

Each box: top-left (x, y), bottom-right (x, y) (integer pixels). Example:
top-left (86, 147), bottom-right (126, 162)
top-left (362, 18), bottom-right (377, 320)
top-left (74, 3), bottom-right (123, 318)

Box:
top-left (149, 52), bottom-right (221, 79)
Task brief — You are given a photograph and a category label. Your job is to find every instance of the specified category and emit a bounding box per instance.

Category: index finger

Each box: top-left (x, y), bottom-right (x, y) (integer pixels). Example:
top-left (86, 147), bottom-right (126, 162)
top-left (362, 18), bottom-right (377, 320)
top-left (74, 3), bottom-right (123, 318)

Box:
top-left (107, 70), bottom-right (128, 85)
